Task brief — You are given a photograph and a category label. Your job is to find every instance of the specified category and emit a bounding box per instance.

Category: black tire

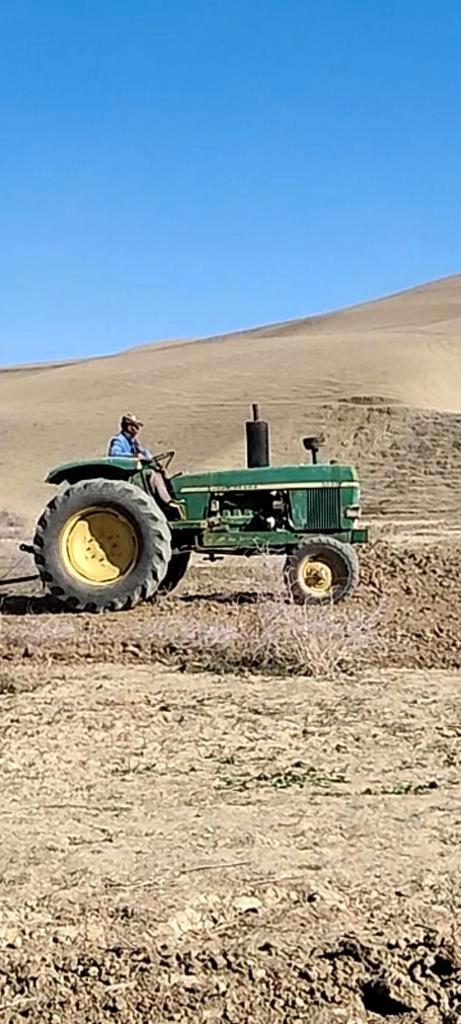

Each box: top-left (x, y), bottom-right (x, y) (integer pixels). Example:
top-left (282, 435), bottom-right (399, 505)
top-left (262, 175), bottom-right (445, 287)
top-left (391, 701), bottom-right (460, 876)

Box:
top-left (33, 478), bottom-right (171, 612)
top-left (284, 537), bottom-right (359, 605)
top-left (158, 551), bottom-right (191, 595)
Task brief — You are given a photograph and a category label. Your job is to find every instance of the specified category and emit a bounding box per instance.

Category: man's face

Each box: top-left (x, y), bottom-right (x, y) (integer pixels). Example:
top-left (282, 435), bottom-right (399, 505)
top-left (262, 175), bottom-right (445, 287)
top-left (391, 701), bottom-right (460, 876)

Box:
top-left (126, 422), bottom-right (140, 438)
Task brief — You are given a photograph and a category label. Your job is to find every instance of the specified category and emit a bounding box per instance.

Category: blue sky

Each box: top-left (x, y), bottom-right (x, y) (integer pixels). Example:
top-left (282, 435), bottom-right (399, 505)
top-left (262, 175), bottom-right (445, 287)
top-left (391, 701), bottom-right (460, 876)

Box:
top-left (1, 0), bottom-right (460, 365)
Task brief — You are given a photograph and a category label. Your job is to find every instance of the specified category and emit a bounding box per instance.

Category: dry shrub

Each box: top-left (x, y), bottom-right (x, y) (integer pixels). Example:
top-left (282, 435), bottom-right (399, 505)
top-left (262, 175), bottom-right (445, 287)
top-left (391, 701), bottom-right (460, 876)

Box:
top-left (0, 551), bottom-right (383, 678)
top-left (151, 560), bottom-right (382, 677)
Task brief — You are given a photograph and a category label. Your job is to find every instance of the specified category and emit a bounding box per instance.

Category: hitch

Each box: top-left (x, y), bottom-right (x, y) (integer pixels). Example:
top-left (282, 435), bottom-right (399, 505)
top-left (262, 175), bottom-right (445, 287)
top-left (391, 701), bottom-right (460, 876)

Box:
top-left (0, 573), bottom-right (40, 587)
top-left (0, 542), bottom-right (40, 588)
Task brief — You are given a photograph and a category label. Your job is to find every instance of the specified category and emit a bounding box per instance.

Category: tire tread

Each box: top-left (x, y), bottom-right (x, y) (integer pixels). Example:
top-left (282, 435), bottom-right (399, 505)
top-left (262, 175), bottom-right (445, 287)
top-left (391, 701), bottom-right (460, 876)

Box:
top-left (33, 478), bottom-right (171, 612)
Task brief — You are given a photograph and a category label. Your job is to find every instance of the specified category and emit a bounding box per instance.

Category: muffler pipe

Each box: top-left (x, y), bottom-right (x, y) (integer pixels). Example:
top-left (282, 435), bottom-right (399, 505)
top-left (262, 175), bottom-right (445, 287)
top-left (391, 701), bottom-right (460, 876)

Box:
top-left (245, 403), bottom-right (270, 467)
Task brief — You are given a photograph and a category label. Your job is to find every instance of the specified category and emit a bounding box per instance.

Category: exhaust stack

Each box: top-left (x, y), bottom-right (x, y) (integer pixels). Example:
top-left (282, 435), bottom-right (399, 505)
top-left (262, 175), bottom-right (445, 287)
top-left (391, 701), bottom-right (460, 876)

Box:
top-left (245, 403), bottom-right (270, 468)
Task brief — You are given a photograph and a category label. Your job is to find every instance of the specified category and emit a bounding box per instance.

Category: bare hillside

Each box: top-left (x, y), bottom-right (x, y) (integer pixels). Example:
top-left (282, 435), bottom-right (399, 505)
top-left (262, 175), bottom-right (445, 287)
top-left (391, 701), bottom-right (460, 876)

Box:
top-left (1, 274), bottom-right (461, 519)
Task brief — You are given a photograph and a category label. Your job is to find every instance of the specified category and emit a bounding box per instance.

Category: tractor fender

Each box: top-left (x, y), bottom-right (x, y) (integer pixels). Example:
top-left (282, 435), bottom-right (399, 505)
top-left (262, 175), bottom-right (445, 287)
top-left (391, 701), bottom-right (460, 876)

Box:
top-left (46, 457), bottom-right (144, 487)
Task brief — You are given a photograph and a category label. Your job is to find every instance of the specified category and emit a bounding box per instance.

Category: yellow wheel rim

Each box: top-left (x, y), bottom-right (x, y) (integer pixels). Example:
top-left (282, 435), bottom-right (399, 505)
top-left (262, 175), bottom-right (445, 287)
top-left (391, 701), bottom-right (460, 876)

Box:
top-left (299, 558), bottom-right (333, 597)
top-left (61, 507), bottom-right (139, 585)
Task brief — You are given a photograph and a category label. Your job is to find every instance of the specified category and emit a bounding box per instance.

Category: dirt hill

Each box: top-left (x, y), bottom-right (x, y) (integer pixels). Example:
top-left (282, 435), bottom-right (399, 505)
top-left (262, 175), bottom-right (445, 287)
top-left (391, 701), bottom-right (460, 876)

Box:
top-left (1, 273), bottom-right (461, 521)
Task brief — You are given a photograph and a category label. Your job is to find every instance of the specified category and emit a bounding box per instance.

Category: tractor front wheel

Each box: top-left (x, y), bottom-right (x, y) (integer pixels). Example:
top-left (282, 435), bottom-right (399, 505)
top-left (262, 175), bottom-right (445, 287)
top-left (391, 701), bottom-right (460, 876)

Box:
top-left (33, 478), bottom-right (171, 612)
top-left (284, 537), bottom-right (359, 605)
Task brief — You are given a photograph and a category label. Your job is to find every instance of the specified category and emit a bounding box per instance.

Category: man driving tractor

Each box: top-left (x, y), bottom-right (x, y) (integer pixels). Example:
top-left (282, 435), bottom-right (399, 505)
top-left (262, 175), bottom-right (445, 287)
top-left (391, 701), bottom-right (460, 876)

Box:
top-left (108, 413), bottom-right (174, 509)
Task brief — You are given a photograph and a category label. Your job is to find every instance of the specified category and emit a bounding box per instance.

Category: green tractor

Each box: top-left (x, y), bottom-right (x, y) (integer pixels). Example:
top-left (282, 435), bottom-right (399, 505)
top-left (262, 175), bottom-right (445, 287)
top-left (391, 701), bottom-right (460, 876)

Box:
top-left (32, 406), bottom-right (368, 612)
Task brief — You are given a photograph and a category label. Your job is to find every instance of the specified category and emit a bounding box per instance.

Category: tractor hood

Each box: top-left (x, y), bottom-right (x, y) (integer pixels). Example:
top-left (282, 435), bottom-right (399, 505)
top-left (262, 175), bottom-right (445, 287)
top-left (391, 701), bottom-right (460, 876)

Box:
top-left (173, 462), bottom-right (360, 496)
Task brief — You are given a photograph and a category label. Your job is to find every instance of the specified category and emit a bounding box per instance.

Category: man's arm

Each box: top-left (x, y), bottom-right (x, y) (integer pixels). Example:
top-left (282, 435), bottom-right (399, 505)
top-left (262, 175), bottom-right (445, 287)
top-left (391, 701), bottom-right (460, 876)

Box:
top-left (138, 445), bottom-right (153, 460)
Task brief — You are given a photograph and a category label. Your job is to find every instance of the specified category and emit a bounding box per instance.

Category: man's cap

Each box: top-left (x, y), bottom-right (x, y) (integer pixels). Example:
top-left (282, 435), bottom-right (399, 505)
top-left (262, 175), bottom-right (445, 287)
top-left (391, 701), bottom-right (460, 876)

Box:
top-left (121, 412), bottom-right (144, 427)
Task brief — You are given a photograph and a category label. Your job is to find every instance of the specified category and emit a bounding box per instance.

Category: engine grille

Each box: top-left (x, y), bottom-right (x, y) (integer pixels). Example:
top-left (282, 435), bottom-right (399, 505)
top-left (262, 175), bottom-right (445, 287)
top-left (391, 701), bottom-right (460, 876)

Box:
top-left (305, 487), bottom-right (342, 530)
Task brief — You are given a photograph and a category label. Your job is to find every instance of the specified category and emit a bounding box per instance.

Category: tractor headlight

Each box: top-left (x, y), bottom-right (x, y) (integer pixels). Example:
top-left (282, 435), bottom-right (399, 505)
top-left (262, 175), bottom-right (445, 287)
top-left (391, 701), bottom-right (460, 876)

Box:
top-left (345, 505), bottom-right (361, 520)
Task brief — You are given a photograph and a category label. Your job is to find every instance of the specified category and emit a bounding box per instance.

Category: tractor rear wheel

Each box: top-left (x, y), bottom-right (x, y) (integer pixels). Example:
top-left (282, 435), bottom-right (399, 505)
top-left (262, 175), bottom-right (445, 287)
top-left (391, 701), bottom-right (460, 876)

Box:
top-left (33, 478), bottom-right (171, 612)
top-left (284, 537), bottom-right (359, 605)
top-left (158, 551), bottom-right (191, 594)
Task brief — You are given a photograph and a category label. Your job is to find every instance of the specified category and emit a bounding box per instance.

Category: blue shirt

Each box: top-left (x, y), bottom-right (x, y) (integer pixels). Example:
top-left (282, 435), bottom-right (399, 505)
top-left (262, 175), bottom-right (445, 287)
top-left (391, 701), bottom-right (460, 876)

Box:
top-left (108, 431), bottom-right (152, 460)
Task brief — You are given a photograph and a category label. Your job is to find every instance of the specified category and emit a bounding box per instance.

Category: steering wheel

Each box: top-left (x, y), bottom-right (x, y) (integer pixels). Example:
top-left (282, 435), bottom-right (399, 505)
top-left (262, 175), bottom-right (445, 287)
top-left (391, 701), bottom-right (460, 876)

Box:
top-left (153, 450), bottom-right (176, 471)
